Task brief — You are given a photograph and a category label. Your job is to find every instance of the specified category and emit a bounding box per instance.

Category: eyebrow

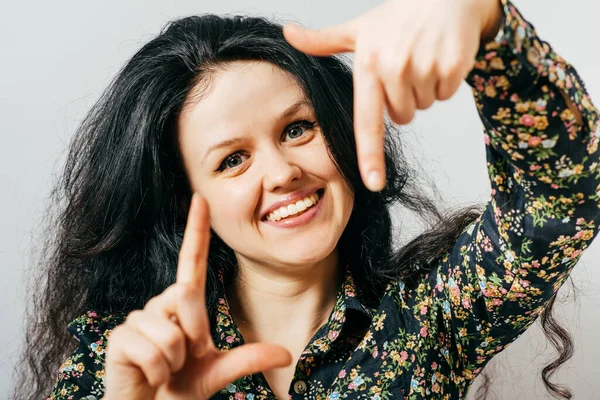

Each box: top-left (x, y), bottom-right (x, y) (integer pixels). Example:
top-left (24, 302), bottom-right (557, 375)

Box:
top-left (201, 99), bottom-right (313, 163)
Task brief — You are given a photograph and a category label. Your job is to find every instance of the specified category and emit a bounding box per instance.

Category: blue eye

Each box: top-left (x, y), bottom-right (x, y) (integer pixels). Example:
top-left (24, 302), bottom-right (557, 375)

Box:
top-left (216, 120), bottom-right (317, 172)
top-left (217, 151), bottom-right (247, 171)
top-left (283, 120), bottom-right (317, 141)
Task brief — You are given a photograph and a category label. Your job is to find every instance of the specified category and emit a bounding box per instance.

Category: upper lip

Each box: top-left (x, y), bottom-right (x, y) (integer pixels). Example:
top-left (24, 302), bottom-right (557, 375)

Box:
top-left (260, 188), bottom-right (321, 220)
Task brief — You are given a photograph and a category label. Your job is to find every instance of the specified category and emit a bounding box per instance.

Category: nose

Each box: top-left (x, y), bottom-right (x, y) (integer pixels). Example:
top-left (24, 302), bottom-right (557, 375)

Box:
top-left (261, 148), bottom-right (302, 192)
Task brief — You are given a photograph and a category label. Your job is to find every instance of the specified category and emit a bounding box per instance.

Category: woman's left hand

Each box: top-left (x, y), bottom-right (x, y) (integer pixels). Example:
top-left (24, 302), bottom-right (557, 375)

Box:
top-left (283, 0), bottom-right (502, 191)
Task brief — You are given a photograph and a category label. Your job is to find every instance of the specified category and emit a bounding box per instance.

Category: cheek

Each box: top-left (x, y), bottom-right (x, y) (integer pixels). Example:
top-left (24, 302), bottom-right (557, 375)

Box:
top-left (205, 180), bottom-right (259, 231)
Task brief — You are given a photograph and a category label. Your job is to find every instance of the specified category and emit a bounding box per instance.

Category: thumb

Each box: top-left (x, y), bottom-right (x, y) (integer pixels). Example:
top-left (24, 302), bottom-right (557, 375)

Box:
top-left (283, 22), bottom-right (356, 56)
top-left (203, 343), bottom-right (292, 397)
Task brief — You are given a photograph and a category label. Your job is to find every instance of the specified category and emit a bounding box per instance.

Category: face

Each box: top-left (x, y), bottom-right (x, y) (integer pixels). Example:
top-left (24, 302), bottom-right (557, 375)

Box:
top-left (177, 60), bottom-right (354, 270)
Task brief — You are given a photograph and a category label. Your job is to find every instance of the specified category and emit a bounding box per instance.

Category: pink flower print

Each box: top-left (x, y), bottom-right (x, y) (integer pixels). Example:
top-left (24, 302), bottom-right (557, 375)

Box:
top-left (372, 346), bottom-right (378, 358)
top-left (491, 298), bottom-right (503, 306)
top-left (420, 326), bottom-right (428, 338)
top-left (328, 330), bottom-right (339, 341)
top-left (571, 249), bottom-right (582, 259)
top-left (419, 306), bottom-right (428, 315)
top-left (484, 134), bottom-right (491, 145)
top-left (226, 335), bottom-right (236, 343)
top-left (400, 351), bottom-right (409, 361)
top-left (520, 114), bottom-right (536, 127)
top-left (461, 297), bottom-right (472, 309)
top-left (484, 51), bottom-right (497, 61)
top-left (235, 393), bottom-right (245, 400)
top-left (338, 370), bottom-right (347, 379)
top-left (577, 218), bottom-right (586, 225)
top-left (528, 136), bottom-right (542, 147)
top-left (432, 362), bottom-right (438, 370)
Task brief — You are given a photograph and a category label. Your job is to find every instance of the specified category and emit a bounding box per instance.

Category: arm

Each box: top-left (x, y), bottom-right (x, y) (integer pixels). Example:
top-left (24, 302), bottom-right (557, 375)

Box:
top-left (45, 311), bottom-right (126, 400)
top-left (417, 0), bottom-right (599, 382)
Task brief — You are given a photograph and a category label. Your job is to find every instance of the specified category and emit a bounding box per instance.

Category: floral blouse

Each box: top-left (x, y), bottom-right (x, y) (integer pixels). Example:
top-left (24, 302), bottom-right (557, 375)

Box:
top-left (46, 0), bottom-right (600, 399)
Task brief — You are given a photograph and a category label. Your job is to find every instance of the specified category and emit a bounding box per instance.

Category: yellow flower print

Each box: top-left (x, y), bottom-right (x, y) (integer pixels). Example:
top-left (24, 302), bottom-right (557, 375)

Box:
top-left (496, 75), bottom-right (510, 90)
top-left (95, 369), bottom-right (105, 379)
top-left (534, 116), bottom-right (549, 130)
top-left (493, 107), bottom-right (511, 121)
top-left (485, 85), bottom-right (497, 98)
top-left (515, 101), bottom-right (530, 113)
top-left (561, 108), bottom-right (575, 122)
top-left (384, 371), bottom-right (395, 379)
top-left (474, 59), bottom-right (487, 70)
top-left (573, 164), bottom-right (584, 175)
top-left (489, 57), bottom-right (505, 70)
top-left (582, 230), bottom-right (594, 240)
top-left (76, 362), bottom-right (85, 372)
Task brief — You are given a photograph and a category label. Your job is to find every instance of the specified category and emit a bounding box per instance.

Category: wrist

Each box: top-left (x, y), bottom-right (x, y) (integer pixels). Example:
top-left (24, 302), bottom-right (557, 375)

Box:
top-left (480, 0), bottom-right (503, 43)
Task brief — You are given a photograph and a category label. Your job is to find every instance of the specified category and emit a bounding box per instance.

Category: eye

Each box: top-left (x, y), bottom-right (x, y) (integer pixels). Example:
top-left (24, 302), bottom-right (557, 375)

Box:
top-left (283, 120), bottom-right (317, 141)
top-left (217, 151), bottom-right (248, 172)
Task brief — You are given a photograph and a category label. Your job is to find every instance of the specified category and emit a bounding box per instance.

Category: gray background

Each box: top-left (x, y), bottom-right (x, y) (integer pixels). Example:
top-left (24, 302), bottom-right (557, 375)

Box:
top-left (1, 0), bottom-right (598, 398)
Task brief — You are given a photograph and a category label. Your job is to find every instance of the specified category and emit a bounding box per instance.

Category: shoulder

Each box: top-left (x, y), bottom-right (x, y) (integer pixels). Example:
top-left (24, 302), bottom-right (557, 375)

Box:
top-left (46, 311), bottom-right (128, 399)
top-left (66, 310), bottom-right (128, 345)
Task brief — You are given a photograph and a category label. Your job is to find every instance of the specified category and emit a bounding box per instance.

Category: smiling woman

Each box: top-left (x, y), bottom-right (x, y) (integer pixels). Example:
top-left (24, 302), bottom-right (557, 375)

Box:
top-left (11, 0), bottom-right (600, 399)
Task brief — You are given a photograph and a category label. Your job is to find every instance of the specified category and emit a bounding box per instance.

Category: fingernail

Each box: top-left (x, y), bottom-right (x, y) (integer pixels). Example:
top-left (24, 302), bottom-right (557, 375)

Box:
top-left (367, 170), bottom-right (384, 191)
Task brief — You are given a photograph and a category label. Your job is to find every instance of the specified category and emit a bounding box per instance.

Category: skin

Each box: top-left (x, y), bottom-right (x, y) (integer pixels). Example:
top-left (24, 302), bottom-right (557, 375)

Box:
top-left (103, 0), bottom-right (505, 399)
top-left (177, 61), bottom-right (355, 398)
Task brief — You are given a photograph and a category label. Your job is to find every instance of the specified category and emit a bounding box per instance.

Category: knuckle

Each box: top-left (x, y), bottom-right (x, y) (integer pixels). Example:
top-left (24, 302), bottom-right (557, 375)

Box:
top-left (144, 348), bottom-right (166, 370)
top-left (438, 58), bottom-right (462, 81)
top-left (107, 325), bottom-right (126, 346)
top-left (163, 328), bottom-right (186, 353)
top-left (357, 49), bottom-right (379, 72)
top-left (173, 282), bottom-right (196, 302)
top-left (125, 310), bottom-right (144, 325)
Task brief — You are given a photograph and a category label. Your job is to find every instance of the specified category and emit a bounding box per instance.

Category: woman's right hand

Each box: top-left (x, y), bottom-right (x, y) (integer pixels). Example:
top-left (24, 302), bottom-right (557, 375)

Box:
top-left (104, 194), bottom-right (292, 400)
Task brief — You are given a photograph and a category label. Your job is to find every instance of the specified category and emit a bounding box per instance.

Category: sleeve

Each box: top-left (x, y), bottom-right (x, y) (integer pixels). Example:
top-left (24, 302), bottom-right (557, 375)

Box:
top-left (411, 0), bottom-right (600, 386)
top-left (45, 311), bottom-right (126, 400)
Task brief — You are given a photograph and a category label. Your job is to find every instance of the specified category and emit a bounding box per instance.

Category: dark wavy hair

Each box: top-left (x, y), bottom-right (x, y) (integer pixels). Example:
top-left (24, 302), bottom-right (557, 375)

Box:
top-left (11, 13), bottom-right (574, 400)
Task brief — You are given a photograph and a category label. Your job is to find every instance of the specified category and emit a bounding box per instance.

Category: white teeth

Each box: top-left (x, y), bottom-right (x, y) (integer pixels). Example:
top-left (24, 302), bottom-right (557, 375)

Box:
top-left (266, 191), bottom-right (321, 222)
top-left (296, 200), bottom-right (307, 212)
top-left (287, 203), bottom-right (298, 215)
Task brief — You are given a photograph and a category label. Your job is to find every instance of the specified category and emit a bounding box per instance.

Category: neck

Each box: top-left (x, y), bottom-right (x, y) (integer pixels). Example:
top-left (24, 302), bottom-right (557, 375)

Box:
top-left (226, 250), bottom-right (342, 345)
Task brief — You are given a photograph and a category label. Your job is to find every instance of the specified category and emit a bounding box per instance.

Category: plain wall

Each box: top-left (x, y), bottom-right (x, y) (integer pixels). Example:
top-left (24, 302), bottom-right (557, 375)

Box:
top-left (1, 0), bottom-right (598, 398)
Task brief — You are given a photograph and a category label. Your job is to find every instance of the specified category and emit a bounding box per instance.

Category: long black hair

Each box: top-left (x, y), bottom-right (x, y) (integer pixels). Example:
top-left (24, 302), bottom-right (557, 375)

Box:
top-left (11, 13), bottom-right (574, 400)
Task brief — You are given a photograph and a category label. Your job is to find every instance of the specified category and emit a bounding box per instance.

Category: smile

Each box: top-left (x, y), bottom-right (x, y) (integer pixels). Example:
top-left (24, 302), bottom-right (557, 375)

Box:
top-left (262, 189), bottom-right (324, 228)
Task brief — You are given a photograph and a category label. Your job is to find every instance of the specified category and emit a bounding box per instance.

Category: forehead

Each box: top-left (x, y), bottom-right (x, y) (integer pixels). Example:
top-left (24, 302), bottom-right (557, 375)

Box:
top-left (178, 60), bottom-right (308, 139)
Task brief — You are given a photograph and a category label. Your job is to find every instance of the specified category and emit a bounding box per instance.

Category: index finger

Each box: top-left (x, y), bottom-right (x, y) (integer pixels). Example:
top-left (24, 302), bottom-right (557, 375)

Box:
top-left (283, 22), bottom-right (356, 56)
top-left (177, 193), bottom-right (210, 290)
top-left (354, 52), bottom-right (386, 192)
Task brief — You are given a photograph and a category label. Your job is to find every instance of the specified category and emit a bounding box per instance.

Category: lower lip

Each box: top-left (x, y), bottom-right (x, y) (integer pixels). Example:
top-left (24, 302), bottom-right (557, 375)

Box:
top-left (262, 191), bottom-right (323, 228)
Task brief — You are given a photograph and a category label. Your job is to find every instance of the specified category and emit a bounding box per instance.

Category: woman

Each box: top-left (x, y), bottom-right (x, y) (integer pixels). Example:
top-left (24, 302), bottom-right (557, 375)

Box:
top-left (12, 0), bottom-right (599, 398)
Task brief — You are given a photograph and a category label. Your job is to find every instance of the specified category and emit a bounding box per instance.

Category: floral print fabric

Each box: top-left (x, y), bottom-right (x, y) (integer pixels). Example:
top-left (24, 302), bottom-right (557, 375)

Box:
top-left (46, 0), bottom-right (600, 398)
